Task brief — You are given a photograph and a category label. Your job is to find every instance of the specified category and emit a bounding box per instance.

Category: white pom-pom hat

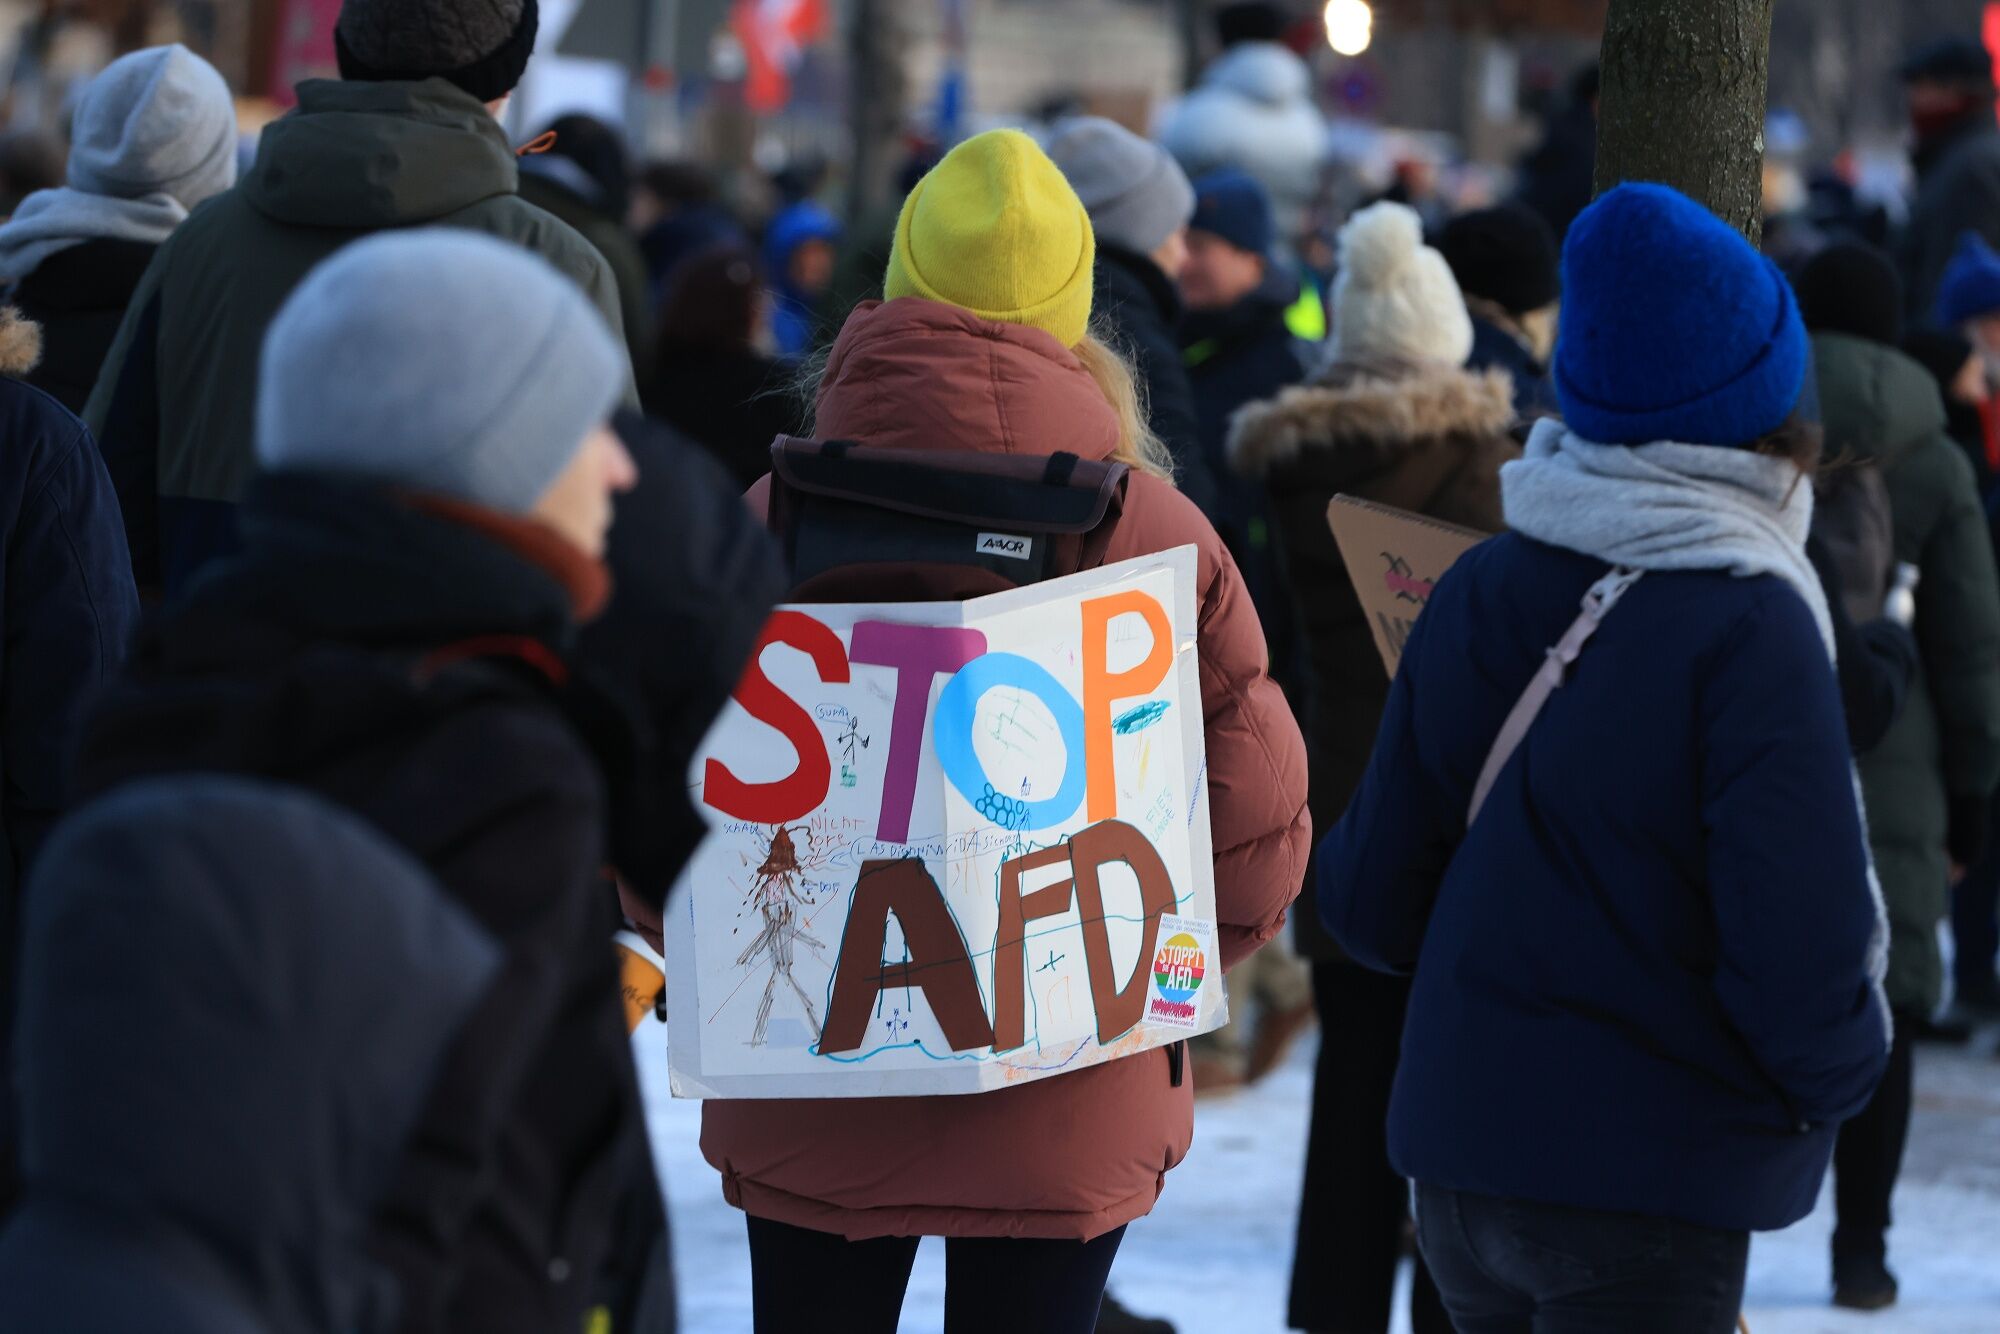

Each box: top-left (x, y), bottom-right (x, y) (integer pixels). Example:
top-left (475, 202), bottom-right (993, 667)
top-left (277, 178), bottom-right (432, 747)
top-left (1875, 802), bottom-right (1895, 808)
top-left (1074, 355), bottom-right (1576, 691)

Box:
top-left (1330, 201), bottom-right (1474, 368)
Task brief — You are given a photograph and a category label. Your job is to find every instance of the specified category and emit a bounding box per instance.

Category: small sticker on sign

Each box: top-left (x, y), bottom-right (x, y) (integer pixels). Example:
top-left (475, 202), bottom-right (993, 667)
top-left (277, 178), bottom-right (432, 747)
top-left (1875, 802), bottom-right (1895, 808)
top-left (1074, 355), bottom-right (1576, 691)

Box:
top-left (1146, 915), bottom-right (1215, 1030)
top-left (977, 532), bottom-right (1033, 560)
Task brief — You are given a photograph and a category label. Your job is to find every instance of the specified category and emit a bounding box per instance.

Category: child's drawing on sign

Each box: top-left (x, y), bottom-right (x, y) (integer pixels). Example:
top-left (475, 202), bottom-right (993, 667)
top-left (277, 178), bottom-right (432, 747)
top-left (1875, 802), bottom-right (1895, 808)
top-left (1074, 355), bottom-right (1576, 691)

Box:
top-left (836, 717), bottom-right (868, 788)
top-left (1381, 552), bottom-right (1435, 604)
top-left (737, 824), bottom-right (827, 1047)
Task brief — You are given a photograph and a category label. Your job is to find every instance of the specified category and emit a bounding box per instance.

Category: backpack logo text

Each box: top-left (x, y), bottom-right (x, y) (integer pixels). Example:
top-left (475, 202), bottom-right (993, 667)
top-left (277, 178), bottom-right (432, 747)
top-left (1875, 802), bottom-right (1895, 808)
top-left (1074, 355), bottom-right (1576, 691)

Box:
top-left (976, 532), bottom-right (1033, 560)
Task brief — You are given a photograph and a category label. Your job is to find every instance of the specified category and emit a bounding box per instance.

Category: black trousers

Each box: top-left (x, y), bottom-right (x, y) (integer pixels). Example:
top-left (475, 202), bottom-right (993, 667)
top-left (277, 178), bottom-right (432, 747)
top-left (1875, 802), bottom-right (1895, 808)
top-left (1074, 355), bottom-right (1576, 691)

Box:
top-left (744, 1216), bottom-right (1125, 1334)
top-left (1833, 1014), bottom-right (1917, 1266)
top-left (1289, 960), bottom-right (1451, 1334)
top-left (1414, 1184), bottom-right (1749, 1334)
top-left (1953, 790), bottom-right (2000, 993)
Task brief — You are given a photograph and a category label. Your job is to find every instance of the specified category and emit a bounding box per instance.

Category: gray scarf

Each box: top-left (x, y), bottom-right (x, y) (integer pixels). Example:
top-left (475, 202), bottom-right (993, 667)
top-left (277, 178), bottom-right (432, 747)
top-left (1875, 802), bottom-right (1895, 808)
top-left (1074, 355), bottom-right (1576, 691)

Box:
top-left (1503, 418), bottom-right (1831, 655)
top-left (0, 187), bottom-right (185, 282)
top-left (1502, 418), bottom-right (1891, 1037)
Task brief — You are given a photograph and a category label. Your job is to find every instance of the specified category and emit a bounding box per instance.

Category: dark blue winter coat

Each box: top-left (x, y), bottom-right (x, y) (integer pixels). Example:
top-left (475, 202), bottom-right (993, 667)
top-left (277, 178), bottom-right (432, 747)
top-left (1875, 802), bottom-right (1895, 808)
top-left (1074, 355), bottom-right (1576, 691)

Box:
top-left (1320, 531), bottom-right (1891, 1233)
top-left (1465, 314), bottom-right (1557, 421)
top-left (0, 777), bottom-right (499, 1334)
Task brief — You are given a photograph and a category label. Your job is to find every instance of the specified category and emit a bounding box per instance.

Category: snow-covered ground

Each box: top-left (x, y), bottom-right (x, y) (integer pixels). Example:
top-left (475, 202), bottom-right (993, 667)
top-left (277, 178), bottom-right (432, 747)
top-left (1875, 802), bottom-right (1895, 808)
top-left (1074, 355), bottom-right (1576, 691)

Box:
top-left (638, 1025), bottom-right (2000, 1333)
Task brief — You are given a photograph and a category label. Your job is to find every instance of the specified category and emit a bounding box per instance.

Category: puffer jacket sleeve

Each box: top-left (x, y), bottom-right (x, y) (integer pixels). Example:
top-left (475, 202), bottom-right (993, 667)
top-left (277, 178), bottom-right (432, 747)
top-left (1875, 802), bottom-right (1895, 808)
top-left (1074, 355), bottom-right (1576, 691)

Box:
top-left (1191, 518), bottom-right (1311, 969)
top-left (1702, 588), bottom-right (1890, 1125)
top-left (1913, 437), bottom-right (2000, 808)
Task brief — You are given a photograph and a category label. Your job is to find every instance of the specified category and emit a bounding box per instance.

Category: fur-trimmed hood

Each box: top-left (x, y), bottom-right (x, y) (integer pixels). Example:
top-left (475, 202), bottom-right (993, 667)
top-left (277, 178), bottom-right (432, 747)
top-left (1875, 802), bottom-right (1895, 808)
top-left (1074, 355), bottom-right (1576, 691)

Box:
top-left (0, 308), bottom-right (43, 378)
top-left (1227, 362), bottom-right (1515, 480)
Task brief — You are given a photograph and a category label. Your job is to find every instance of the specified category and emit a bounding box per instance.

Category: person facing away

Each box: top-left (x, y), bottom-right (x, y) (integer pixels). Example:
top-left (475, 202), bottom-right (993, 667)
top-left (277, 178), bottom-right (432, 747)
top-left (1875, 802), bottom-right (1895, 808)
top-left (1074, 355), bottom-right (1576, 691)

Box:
top-left (1321, 182), bottom-right (1893, 1334)
top-left (1227, 198), bottom-right (1516, 1334)
top-left (74, 230), bottom-right (642, 1334)
top-left (82, 0), bottom-right (629, 599)
top-left (1154, 1), bottom-right (1327, 241)
top-left (1179, 167), bottom-right (1309, 690)
top-left (1437, 201), bottom-right (1561, 423)
top-left (1795, 239), bottom-right (2000, 1311)
top-left (1897, 36), bottom-right (2000, 325)
top-left (0, 44), bottom-right (234, 414)
top-left (642, 241), bottom-right (802, 491)
top-left (516, 112), bottom-right (654, 389)
top-left (708, 128), bottom-right (1310, 1334)
top-left (1046, 115), bottom-right (1219, 522)
top-left (0, 778), bottom-right (500, 1334)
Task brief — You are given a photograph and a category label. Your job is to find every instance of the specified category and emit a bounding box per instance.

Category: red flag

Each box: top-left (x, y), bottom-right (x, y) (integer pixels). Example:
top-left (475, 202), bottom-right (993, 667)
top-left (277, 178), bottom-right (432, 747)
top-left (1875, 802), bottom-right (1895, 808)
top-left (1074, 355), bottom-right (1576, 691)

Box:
top-left (733, 0), bottom-right (828, 114)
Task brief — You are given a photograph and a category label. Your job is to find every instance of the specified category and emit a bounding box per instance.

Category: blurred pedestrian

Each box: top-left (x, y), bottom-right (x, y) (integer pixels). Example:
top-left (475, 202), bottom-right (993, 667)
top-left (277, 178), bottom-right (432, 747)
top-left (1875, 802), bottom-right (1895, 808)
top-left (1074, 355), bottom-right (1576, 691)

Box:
top-left (1047, 115), bottom-right (1218, 518)
top-left (632, 159), bottom-right (745, 302)
top-left (706, 128), bottom-right (1309, 1334)
top-left (763, 199), bottom-right (841, 358)
top-left (84, 0), bottom-right (628, 597)
top-left (1513, 63), bottom-right (1598, 241)
top-left (1897, 37), bottom-right (2000, 325)
top-left (1155, 1), bottom-right (1327, 241)
top-left (518, 113), bottom-right (654, 393)
top-left (1802, 239), bottom-right (2000, 1310)
top-left (0, 778), bottom-right (500, 1334)
top-left (1437, 202), bottom-right (1561, 422)
top-left (1903, 326), bottom-right (1997, 492)
top-left (644, 243), bottom-right (802, 490)
top-left (1180, 168), bottom-right (1309, 691)
top-left (76, 231), bottom-right (641, 1334)
top-left (1231, 199), bottom-right (1514, 1334)
top-left (1323, 182), bottom-right (1892, 1333)
top-left (0, 45), bottom-right (235, 414)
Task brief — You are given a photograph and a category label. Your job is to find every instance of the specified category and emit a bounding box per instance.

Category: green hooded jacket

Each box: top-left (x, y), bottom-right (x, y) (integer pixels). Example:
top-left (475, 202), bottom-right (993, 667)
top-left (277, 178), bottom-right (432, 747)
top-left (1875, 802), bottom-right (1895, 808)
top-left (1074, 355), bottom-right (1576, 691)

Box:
top-left (1816, 331), bottom-right (2000, 1013)
top-left (83, 78), bottom-right (629, 592)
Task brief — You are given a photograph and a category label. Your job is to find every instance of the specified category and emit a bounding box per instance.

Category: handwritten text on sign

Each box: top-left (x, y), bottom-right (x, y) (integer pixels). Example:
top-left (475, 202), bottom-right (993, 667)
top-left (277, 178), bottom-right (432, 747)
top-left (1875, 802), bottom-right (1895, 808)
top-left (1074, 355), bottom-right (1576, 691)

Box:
top-left (664, 549), bottom-right (1223, 1099)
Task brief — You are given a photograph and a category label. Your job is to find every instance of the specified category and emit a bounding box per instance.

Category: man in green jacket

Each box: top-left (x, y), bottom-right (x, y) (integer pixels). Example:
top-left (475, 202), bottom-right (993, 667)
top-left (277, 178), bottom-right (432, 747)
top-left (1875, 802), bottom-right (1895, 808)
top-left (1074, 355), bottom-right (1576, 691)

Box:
top-left (1801, 245), bottom-right (2000, 1311)
top-left (84, 0), bottom-right (629, 596)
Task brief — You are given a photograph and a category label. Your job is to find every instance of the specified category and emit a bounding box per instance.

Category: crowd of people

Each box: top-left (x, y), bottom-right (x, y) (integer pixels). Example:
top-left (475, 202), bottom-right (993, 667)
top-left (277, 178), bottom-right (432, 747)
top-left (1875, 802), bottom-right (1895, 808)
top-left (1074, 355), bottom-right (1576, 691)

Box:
top-left (0, 0), bottom-right (1995, 1331)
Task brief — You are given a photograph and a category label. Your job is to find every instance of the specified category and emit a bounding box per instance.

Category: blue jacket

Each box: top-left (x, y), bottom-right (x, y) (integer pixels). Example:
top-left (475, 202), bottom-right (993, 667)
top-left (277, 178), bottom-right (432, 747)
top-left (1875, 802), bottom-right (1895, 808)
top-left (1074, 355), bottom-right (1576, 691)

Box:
top-left (1320, 532), bottom-right (1890, 1233)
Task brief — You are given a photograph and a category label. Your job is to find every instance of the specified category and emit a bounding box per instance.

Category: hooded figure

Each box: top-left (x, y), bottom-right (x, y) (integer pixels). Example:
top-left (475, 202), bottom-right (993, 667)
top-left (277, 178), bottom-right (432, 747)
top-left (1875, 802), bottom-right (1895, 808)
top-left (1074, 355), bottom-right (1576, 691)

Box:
top-left (83, 0), bottom-right (629, 598)
top-left (0, 44), bottom-right (236, 412)
top-left (1155, 9), bottom-right (1327, 239)
top-left (0, 778), bottom-right (499, 1334)
top-left (763, 200), bottom-right (842, 357)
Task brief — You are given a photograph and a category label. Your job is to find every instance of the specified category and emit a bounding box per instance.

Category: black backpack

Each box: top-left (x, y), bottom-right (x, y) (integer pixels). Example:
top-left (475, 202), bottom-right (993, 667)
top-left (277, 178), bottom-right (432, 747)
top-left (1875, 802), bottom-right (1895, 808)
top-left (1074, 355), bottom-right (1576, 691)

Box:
top-left (764, 437), bottom-right (1131, 602)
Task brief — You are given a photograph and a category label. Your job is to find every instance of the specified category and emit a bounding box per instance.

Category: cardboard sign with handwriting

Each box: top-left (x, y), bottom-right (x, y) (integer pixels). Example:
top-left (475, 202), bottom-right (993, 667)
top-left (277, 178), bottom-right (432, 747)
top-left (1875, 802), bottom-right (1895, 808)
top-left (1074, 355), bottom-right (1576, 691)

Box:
top-left (1327, 496), bottom-right (1488, 678)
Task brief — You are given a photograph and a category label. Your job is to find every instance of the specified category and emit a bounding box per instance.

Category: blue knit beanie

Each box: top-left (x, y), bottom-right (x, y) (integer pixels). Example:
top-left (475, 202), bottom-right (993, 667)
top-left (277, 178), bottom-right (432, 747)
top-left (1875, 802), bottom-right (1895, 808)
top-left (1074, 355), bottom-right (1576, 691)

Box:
top-left (1936, 230), bottom-right (2000, 327)
top-left (1190, 169), bottom-right (1274, 256)
top-left (1555, 183), bottom-right (1808, 447)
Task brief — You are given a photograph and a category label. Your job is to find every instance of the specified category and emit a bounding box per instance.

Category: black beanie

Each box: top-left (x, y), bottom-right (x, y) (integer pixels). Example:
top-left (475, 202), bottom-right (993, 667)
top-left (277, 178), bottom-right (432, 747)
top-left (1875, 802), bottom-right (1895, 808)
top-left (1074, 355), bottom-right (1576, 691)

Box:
top-left (1216, 2), bottom-right (1288, 47)
top-left (539, 113), bottom-right (631, 219)
top-left (335, 0), bottom-right (539, 103)
top-left (1795, 241), bottom-right (1905, 347)
top-left (1438, 204), bottom-right (1560, 315)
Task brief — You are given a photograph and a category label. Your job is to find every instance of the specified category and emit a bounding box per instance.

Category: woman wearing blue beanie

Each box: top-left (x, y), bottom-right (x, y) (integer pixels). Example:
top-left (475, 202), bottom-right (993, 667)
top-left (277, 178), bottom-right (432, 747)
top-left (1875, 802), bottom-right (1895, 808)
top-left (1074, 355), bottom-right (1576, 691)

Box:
top-left (1317, 183), bottom-right (1892, 1332)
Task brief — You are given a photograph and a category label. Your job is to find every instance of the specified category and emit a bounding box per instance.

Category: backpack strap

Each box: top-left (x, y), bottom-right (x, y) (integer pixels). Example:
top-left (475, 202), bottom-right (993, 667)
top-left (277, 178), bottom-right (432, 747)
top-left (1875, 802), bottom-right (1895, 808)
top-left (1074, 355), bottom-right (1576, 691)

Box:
top-left (1467, 566), bottom-right (1643, 826)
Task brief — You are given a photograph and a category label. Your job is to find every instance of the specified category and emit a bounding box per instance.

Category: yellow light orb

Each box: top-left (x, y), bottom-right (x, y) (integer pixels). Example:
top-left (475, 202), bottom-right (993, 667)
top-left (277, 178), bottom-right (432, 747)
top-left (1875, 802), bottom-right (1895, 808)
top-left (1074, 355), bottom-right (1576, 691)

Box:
top-left (1324, 0), bottom-right (1373, 57)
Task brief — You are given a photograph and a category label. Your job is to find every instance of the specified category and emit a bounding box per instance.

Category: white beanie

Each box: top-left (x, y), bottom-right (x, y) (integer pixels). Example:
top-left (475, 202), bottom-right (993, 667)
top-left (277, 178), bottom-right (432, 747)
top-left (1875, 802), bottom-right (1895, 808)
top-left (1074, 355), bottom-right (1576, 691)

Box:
top-left (1330, 202), bottom-right (1473, 368)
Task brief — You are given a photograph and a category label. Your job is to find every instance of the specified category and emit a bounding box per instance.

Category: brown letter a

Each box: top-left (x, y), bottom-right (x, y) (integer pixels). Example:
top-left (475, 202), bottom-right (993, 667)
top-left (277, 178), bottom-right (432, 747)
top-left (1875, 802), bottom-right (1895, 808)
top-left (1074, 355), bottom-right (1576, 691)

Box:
top-left (820, 858), bottom-right (996, 1056)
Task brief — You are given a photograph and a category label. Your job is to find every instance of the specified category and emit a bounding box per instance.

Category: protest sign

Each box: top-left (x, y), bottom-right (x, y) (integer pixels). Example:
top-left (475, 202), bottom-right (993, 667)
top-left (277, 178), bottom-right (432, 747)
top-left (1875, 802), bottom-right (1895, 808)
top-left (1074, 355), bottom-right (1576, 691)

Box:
top-left (665, 546), bottom-right (1224, 1099)
top-left (1327, 495), bottom-right (1487, 677)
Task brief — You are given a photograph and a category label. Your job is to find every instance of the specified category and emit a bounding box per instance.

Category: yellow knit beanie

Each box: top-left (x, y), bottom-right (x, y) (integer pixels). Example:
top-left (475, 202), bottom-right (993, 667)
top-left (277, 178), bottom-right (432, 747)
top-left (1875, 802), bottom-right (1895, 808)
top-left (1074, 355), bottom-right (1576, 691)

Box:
top-left (883, 128), bottom-right (1096, 348)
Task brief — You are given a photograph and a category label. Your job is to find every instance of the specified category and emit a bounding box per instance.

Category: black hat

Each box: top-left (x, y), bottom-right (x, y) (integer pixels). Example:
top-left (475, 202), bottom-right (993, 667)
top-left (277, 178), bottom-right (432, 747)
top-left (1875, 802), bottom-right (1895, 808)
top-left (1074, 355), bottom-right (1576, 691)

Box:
top-left (336, 0), bottom-right (540, 103)
top-left (1216, 2), bottom-right (1288, 48)
top-left (1437, 203), bottom-right (1560, 315)
top-left (1900, 36), bottom-right (1996, 91)
top-left (536, 113), bottom-right (631, 219)
top-left (1795, 242), bottom-right (1906, 348)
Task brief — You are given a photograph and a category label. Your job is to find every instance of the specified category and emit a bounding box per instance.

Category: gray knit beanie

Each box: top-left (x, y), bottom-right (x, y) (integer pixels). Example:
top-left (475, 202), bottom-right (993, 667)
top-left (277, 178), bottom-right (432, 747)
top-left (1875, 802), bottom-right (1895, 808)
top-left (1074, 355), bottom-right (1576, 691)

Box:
top-left (335, 0), bottom-right (538, 102)
top-left (70, 44), bottom-right (236, 207)
top-left (1046, 117), bottom-right (1196, 259)
top-left (257, 230), bottom-right (623, 514)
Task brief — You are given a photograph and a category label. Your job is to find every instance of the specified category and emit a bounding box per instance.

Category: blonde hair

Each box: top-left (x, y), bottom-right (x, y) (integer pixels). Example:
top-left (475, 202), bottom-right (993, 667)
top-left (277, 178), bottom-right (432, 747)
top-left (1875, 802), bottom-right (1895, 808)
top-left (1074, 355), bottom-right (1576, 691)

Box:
top-left (1074, 326), bottom-right (1176, 482)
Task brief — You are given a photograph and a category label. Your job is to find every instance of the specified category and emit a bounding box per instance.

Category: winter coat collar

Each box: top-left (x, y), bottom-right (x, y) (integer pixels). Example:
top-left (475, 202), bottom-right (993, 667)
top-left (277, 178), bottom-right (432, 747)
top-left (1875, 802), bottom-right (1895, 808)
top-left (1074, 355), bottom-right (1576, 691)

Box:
top-left (181, 472), bottom-right (584, 659)
top-left (814, 298), bottom-right (1121, 461)
top-left (407, 493), bottom-right (611, 622)
top-left (1096, 243), bottom-right (1184, 327)
top-left (1812, 332), bottom-right (1949, 471)
top-left (0, 307), bottom-right (42, 376)
top-left (242, 79), bottom-right (517, 229)
top-left (1227, 361), bottom-right (1514, 478)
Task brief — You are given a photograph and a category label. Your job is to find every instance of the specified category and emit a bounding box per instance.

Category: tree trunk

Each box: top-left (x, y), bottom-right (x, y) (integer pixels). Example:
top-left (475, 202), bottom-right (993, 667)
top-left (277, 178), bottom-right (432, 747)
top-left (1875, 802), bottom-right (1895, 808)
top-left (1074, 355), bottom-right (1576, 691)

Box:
top-left (1593, 0), bottom-right (1775, 244)
top-left (846, 0), bottom-right (912, 230)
